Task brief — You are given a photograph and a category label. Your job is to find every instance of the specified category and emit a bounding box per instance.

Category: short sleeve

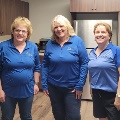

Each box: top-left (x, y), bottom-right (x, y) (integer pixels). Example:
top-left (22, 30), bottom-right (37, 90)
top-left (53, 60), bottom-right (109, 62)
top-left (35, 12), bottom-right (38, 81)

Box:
top-left (116, 46), bottom-right (120, 67)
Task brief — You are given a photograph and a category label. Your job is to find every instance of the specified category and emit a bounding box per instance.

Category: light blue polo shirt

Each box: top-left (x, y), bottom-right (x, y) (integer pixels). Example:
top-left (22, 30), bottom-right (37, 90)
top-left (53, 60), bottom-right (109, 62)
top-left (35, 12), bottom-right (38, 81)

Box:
top-left (88, 42), bottom-right (120, 92)
top-left (42, 36), bottom-right (89, 91)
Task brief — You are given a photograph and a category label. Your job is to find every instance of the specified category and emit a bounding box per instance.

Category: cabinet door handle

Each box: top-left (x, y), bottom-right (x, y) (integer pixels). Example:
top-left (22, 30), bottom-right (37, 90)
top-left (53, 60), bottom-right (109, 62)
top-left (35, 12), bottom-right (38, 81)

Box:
top-left (0, 32), bottom-right (3, 36)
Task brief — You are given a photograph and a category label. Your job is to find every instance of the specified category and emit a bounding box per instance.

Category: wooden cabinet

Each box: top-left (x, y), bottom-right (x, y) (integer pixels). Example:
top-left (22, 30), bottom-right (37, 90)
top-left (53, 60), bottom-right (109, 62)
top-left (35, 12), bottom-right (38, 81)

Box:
top-left (95, 0), bottom-right (120, 12)
top-left (70, 0), bottom-right (94, 12)
top-left (70, 0), bottom-right (120, 12)
top-left (0, 0), bottom-right (6, 35)
top-left (0, 0), bottom-right (29, 35)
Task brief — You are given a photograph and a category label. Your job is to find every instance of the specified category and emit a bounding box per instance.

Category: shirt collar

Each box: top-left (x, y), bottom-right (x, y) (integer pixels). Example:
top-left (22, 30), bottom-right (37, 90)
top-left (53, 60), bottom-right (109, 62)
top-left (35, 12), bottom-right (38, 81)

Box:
top-left (51, 36), bottom-right (73, 44)
top-left (92, 42), bottom-right (113, 53)
top-left (8, 39), bottom-right (30, 49)
top-left (105, 42), bottom-right (113, 49)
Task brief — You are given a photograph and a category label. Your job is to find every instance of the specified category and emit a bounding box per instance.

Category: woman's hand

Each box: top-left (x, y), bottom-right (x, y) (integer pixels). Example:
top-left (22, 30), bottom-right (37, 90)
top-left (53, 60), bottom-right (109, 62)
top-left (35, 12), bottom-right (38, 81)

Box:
top-left (43, 90), bottom-right (49, 96)
top-left (34, 84), bottom-right (39, 95)
top-left (114, 96), bottom-right (120, 111)
top-left (72, 89), bottom-right (82, 99)
top-left (90, 88), bottom-right (93, 97)
top-left (115, 67), bottom-right (120, 110)
top-left (0, 89), bottom-right (5, 103)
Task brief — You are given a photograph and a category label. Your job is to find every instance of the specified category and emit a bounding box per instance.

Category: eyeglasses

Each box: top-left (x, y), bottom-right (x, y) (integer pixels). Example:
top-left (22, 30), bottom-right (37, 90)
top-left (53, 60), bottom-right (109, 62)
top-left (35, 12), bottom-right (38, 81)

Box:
top-left (14, 29), bottom-right (28, 34)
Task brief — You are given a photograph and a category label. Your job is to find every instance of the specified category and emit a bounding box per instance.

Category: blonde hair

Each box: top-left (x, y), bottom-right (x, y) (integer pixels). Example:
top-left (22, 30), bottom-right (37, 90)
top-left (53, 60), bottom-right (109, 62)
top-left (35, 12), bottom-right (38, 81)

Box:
top-left (51, 15), bottom-right (76, 40)
top-left (11, 16), bottom-right (33, 40)
top-left (93, 22), bottom-right (112, 41)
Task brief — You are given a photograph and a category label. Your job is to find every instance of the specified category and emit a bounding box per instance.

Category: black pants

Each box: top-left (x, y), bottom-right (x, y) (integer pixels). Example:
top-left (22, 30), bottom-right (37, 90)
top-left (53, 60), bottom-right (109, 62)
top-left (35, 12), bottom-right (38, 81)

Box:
top-left (92, 89), bottom-right (120, 120)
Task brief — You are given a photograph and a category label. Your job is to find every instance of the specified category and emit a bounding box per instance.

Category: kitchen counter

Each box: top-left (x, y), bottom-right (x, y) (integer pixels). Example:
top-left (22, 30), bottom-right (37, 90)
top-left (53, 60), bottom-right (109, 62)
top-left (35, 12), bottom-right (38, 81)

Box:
top-left (39, 53), bottom-right (44, 63)
top-left (39, 52), bottom-right (44, 56)
top-left (0, 35), bottom-right (11, 42)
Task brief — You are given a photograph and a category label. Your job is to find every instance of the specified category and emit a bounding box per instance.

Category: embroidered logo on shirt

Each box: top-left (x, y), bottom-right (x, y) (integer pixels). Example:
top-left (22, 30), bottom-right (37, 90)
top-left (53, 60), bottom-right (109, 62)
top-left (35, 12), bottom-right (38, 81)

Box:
top-left (67, 47), bottom-right (73, 51)
top-left (26, 52), bottom-right (32, 56)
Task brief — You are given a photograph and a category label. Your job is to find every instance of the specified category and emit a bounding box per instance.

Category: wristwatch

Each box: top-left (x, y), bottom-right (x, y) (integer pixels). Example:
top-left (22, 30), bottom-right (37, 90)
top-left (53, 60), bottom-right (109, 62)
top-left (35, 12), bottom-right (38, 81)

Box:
top-left (35, 82), bottom-right (39, 85)
top-left (116, 93), bottom-right (120, 98)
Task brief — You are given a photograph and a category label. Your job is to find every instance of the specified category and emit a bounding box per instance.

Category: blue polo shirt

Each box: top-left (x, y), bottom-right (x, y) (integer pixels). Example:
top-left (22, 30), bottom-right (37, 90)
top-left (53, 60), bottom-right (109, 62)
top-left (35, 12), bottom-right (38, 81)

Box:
top-left (88, 42), bottom-right (120, 92)
top-left (42, 36), bottom-right (89, 91)
top-left (0, 39), bottom-right (41, 98)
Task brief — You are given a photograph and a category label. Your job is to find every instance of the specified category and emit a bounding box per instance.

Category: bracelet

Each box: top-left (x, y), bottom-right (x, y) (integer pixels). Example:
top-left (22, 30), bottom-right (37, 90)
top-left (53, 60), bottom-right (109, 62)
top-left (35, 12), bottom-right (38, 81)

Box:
top-left (116, 93), bottom-right (120, 98)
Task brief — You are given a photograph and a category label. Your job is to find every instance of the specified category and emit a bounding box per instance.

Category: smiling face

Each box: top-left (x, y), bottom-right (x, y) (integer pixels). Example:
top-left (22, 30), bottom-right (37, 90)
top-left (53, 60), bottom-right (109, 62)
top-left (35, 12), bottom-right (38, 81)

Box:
top-left (51, 15), bottom-right (74, 41)
top-left (11, 17), bottom-right (33, 41)
top-left (12, 25), bottom-right (28, 43)
top-left (53, 22), bottom-right (68, 39)
top-left (94, 25), bottom-right (110, 45)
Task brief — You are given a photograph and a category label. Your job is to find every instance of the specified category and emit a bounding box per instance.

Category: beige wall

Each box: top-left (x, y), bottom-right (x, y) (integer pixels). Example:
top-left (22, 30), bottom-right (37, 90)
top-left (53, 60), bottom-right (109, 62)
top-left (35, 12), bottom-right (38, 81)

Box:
top-left (28, 0), bottom-right (70, 43)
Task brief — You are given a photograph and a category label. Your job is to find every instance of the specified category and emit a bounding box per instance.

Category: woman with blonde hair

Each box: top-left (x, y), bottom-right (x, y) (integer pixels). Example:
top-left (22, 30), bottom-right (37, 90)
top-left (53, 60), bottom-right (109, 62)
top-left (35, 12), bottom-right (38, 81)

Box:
top-left (0, 17), bottom-right (41, 120)
top-left (41, 15), bottom-right (89, 120)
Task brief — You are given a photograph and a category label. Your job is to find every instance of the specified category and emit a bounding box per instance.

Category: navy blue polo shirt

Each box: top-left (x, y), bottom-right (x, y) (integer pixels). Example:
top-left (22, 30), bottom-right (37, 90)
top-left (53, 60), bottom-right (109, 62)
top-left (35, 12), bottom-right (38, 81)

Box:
top-left (0, 39), bottom-right (41, 98)
top-left (88, 42), bottom-right (120, 92)
top-left (42, 36), bottom-right (89, 91)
